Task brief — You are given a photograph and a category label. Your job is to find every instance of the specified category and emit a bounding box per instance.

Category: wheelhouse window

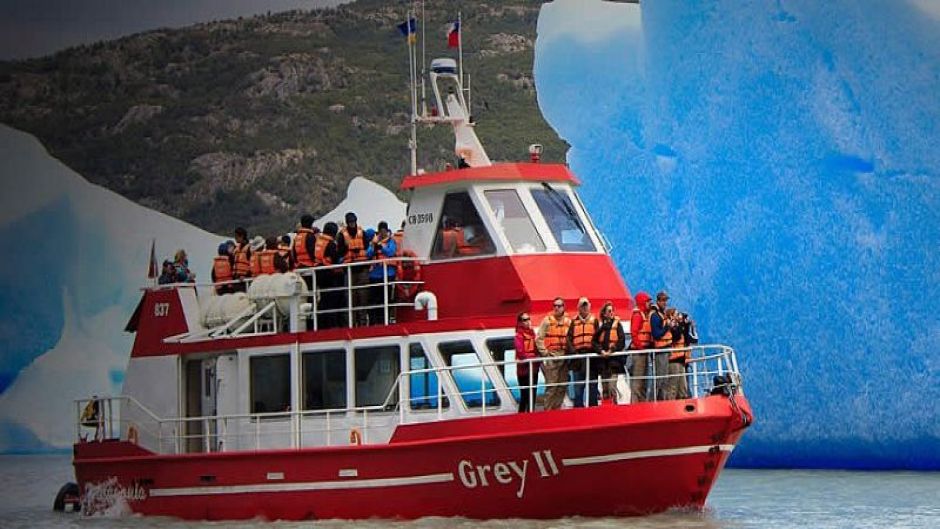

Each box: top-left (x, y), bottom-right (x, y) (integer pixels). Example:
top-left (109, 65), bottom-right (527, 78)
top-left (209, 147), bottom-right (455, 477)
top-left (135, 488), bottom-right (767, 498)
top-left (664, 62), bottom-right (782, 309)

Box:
top-left (408, 343), bottom-right (449, 410)
top-left (438, 341), bottom-right (500, 408)
top-left (485, 337), bottom-right (545, 401)
top-left (354, 346), bottom-right (400, 408)
top-left (302, 349), bottom-right (347, 411)
top-left (484, 189), bottom-right (545, 254)
top-left (531, 186), bottom-right (597, 252)
top-left (430, 191), bottom-right (496, 259)
top-left (250, 355), bottom-right (290, 413)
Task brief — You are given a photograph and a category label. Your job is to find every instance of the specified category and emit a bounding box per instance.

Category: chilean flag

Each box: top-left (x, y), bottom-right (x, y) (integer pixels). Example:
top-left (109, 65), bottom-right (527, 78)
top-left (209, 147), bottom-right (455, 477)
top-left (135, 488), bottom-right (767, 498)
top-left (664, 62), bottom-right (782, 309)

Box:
top-left (447, 19), bottom-right (460, 48)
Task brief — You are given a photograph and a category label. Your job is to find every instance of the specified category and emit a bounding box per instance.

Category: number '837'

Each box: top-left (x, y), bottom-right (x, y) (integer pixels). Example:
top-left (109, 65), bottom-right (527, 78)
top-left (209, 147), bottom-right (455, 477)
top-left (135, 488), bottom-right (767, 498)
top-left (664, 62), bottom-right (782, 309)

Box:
top-left (154, 303), bottom-right (170, 317)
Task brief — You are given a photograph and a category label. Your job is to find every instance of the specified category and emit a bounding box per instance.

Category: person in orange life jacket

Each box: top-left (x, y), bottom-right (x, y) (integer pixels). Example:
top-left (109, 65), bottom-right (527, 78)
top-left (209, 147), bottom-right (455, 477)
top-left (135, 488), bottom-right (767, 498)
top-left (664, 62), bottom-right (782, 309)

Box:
top-left (253, 237), bottom-right (279, 276)
top-left (315, 222), bottom-right (345, 329)
top-left (337, 212), bottom-right (370, 326)
top-left (231, 227), bottom-right (252, 292)
top-left (274, 235), bottom-right (294, 273)
top-left (248, 236), bottom-right (265, 277)
top-left (293, 214), bottom-right (318, 289)
top-left (663, 310), bottom-right (698, 400)
top-left (366, 221), bottom-right (397, 325)
top-left (629, 291), bottom-right (653, 403)
top-left (593, 301), bottom-right (627, 403)
top-left (515, 312), bottom-right (539, 413)
top-left (566, 297), bottom-right (598, 407)
top-left (650, 291), bottom-right (677, 401)
top-left (173, 249), bottom-right (195, 283)
top-left (392, 221), bottom-right (405, 257)
top-left (211, 241), bottom-right (236, 295)
top-left (536, 297), bottom-right (572, 411)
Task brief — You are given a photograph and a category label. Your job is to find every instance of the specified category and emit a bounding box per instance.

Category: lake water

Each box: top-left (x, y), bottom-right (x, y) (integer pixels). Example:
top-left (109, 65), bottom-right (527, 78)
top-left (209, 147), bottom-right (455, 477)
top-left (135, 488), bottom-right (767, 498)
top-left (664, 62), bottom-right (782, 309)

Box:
top-left (0, 455), bottom-right (937, 528)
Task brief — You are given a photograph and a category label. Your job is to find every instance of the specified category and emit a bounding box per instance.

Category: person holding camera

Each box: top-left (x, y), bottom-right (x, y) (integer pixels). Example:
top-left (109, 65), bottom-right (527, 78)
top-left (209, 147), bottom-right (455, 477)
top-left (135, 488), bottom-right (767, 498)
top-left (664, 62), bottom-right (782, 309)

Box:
top-left (664, 311), bottom-right (699, 400)
top-left (366, 221), bottom-right (397, 325)
top-left (649, 291), bottom-right (677, 401)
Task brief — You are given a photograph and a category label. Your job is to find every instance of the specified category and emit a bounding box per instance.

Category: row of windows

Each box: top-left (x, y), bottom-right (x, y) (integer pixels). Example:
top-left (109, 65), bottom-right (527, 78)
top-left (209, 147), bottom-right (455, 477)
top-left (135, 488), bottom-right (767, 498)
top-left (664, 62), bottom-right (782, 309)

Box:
top-left (429, 187), bottom-right (597, 260)
top-left (248, 338), bottom-right (542, 414)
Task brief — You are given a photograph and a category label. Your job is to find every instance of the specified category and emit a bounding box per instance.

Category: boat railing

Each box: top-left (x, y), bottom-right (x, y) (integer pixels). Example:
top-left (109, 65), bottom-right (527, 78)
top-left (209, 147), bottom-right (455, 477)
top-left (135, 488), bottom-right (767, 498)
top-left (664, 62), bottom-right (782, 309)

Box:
top-left (158, 257), bottom-right (427, 341)
top-left (75, 345), bottom-right (741, 454)
top-left (397, 344), bottom-right (743, 418)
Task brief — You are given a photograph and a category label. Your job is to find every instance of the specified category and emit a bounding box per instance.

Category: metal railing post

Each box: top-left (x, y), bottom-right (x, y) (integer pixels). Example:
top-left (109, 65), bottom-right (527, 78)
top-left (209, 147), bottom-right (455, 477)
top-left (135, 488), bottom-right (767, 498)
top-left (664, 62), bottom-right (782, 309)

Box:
top-left (692, 356), bottom-right (700, 398)
top-left (481, 373), bottom-right (486, 416)
top-left (437, 374), bottom-right (443, 419)
top-left (347, 268), bottom-right (354, 328)
top-left (382, 262), bottom-right (389, 324)
top-left (649, 351), bottom-right (657, 402)
top-left (363, 409), bottom-right (369, 444)
top-left (326, 411), bottom-right (332, 446)
top-left (585, 356), bottom-right (591, 407)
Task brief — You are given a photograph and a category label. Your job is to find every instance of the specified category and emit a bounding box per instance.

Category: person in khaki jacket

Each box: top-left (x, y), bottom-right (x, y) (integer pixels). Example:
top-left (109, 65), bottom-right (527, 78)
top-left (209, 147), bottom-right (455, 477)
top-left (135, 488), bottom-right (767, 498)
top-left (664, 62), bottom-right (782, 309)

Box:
top-left (536, 297), bottom-right (572, 410)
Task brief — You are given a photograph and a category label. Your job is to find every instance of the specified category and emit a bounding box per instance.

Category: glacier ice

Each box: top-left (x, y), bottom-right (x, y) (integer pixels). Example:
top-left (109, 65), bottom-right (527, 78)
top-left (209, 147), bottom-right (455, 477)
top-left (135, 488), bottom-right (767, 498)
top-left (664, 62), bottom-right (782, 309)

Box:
top-left (536, 0), bottom-right (939, 469)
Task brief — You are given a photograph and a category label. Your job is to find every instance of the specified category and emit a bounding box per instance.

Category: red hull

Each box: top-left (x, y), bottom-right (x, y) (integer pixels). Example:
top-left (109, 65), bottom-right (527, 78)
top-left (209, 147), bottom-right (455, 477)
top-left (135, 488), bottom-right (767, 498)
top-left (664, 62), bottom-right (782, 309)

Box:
top-left (74, 395), bottom-right (751, 521)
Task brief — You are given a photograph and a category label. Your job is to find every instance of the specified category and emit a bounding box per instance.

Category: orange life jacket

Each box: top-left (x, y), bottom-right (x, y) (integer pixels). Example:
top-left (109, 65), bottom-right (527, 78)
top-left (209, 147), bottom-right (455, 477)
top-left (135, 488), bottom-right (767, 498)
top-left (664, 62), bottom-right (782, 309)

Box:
top-left (631, 308), bottom-right (652, 349)
top-left (670, 331), bottom-right (690, 362)
top-left (542, 314), bottom-right (571, 352)
top-left (250, 251), bottom-right (263, 277)
top-left (395, 250), bottom-right (422, 301)
top-left (233, 243), bottom-right (251, 278)
top-left (602, 317), bottom-right (623, 351)
top-left (442, 227), bottom-right (481, 256)
top-left (570, 314), bottom-right (597, 351)
top-left (212, 256), bottom-right (233, 283)
top-left (650, 308), bottom-right (673, 348)
top-left (259, 250), bottom-right (277, 275)
top-left (294, 228), bottom-right (316, 268)
top-left (340, 227), bottom-right (366, 262)
top-left (314, 233), bottom-right (335, 266)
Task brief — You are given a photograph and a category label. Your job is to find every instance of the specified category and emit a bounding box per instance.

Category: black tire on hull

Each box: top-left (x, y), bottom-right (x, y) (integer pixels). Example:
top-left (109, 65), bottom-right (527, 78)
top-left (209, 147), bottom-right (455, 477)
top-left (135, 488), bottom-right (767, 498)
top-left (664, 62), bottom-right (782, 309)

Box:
top-left (53, 482), bottom-right (79, 512)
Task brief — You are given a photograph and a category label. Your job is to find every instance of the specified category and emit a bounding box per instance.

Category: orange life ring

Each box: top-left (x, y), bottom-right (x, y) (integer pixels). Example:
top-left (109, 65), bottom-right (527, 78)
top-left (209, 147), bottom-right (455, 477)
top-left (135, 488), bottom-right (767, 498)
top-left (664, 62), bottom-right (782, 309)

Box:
top-left (127, 425), bottom-right (139, 445)
top-left (395, 250), bottom-right (423, 301)
top-left (349, 428), bottom-right (362, 446)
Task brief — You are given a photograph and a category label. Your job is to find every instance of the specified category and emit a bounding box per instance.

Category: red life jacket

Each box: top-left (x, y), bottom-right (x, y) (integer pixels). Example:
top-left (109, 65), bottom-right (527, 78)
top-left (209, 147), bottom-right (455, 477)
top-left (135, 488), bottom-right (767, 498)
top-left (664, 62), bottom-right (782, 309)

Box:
top-left (294, 228), bottom-right (316, 268)
top-left (570, 314), bottom-right (597, 351)
top-left (259, 250), bottom-right (277, 275)
top-left (212, 256), bottom-right (233, 283)
top-left (314, 233), bottom-right (335, 266)
top-left (392, 230), bottom-right (404, 257)
top-left (340, 227), bottom-right (366, 263)
top-left (233, 243), bottom-right (251, 278)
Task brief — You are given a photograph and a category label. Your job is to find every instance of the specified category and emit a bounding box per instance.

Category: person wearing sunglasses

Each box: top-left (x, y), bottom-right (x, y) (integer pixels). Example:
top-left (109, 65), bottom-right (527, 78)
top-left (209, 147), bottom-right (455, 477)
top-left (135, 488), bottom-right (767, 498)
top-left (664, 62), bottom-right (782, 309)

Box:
top-left (535, 297), bottom-right (571, 410)
top-left (514, 312), bottom-right (538, 412)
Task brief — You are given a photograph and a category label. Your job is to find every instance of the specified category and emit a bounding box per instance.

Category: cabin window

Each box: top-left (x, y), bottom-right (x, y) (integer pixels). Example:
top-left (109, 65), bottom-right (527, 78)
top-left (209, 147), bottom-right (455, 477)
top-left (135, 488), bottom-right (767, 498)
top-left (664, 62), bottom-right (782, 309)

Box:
top-left (249, 355), bottom-right (290, 414)
top-left (430, 192), bottom-right (496, 259)
top-left (302, 349), bottom-right (347, 411)
top-left (438, 341), bottom-right (500, 408)
top-left (485, 337), bottom-right (545, 401)
top-left (408, 343), bottom-right (449, 410)
top-left (484, 189), bottom-right (546, 254)
top-left (354, 345), bottom-right (401, 408)
top-left (531, 187), bottom-right (597, 252)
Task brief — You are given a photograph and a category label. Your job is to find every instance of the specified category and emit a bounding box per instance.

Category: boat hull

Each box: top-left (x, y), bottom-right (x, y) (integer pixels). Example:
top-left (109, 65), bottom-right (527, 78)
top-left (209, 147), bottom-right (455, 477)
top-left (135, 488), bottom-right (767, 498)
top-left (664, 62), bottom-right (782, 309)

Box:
top-left (73, 394), bottom-right (751, 520)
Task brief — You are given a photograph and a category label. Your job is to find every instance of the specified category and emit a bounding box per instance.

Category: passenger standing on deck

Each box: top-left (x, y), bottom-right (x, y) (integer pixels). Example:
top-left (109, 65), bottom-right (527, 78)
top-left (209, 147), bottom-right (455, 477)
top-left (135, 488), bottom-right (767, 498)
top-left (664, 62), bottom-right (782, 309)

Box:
top-left (258, 237), bottom-right (279, 276)
top-left (650, 291), bottom-right (676, 401)
top-left (629, 291), bottom-right (653, 403)
top-left (593, 301), bottom-right (627, 403)
top-left (314, 222), bottom-right (343, 329)
top-left (536, 297), bottom-right (571, 410)
top-left (566, 297), bottom-right (598, 407)
top-left (211, 241), bottom-right (235, 295)
top-left (293, 215), bottom-right (318, 286)
top-left (515, 312), bottom-right (538, 413)
top-left (158, 260), bottom-right (177, 285)
top-left (664, 311), bottom-right (698, 400)
top-left (274, 235), bottom-right (294, 273)
top-left (232, 227), bottom-right (252, 291)
top-left (173, 250), bottom-right (195, 283)
top-left (337, 212), bottom-right (370, 326)
top-left (366, 221), bottom-right (397, 325)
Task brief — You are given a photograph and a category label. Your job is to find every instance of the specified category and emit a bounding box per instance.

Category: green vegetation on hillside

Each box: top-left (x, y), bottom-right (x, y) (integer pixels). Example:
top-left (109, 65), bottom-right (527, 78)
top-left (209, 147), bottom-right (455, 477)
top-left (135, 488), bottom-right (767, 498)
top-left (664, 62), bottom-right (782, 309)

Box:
top-left (0, 0), bottom-right (568, 235)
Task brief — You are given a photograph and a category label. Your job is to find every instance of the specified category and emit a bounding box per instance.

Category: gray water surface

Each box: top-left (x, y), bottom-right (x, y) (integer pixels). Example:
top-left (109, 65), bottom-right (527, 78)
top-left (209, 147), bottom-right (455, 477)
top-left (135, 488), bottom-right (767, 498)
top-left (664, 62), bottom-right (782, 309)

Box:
top-left (1, 455), bottom-right (937, 528)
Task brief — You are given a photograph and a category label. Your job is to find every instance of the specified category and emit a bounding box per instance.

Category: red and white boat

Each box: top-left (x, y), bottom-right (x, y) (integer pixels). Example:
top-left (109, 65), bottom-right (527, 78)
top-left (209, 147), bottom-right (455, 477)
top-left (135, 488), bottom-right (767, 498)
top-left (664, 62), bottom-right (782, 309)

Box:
top-left (67, 47), bottom-right (752, 521)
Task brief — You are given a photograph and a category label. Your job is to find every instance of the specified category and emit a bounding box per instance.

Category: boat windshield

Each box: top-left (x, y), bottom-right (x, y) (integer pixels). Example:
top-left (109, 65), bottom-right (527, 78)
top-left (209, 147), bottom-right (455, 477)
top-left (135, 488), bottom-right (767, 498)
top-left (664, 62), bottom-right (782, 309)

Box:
top-left (531, 184), bottom-right (597, 252)
top-left (484, 189), bottom-right (546, 254)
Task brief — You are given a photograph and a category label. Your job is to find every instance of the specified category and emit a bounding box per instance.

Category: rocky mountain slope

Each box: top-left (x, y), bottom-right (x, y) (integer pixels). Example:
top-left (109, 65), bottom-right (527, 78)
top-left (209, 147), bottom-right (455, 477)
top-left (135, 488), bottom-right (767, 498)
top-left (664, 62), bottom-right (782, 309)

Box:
top-left (0, 0), bottom-right (566, 236)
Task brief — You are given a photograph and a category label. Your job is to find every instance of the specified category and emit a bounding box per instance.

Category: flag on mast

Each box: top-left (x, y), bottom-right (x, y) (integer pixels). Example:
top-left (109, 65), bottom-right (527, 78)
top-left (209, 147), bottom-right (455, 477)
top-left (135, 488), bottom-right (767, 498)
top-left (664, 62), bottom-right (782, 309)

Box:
top-left (146, 239), bottom-right (158, 280)
top-left (398, 17), bottom-right (417, 44)
top-left (447, 19), bottom-right (460, 48)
